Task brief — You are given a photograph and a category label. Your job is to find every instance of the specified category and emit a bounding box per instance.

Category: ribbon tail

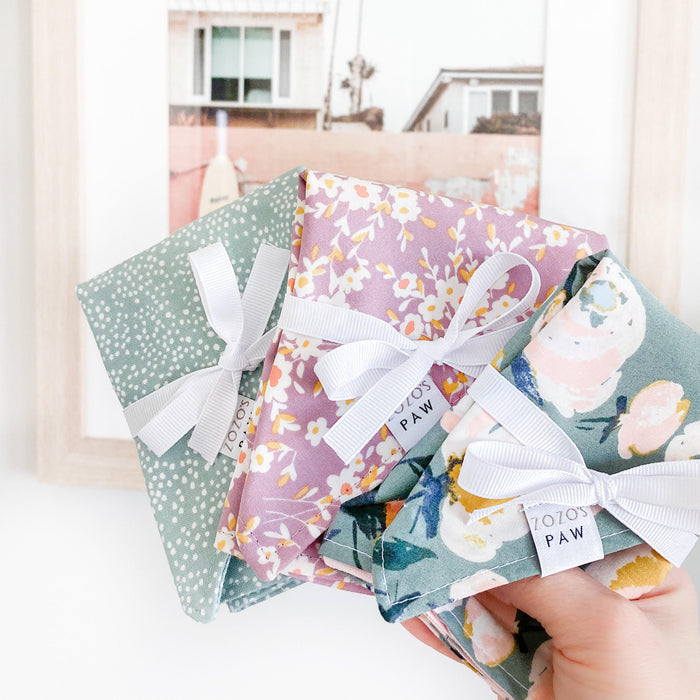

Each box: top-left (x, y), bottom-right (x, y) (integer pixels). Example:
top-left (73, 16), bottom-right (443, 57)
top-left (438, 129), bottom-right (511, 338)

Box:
top-left (188, 370), bottom-right (243, 463)
top-left (315, 340), bottom-right (408, 400)
top-left (607, 501), bottom-right (700, 568)
top-left (189, 241), bottom-right (244, 344)
top-left (323, 352), bottom-right (433, 464)
top-left (468, 366), bottom-right (583, 460)
top-left (239, 242), bottom-right (290, 346)
top-left (446, 323), bottom-right (527, 377)
top-left (124, 368), bottom-right (219, 457)
top-left (243, 327), bottom-right (281, 367)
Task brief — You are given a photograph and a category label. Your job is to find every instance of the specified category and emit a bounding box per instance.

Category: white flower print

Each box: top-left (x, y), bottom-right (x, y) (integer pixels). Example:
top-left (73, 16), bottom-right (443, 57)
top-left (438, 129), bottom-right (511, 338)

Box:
top-left (280, 549), bottom-right (318, 578)
top-left (294, 269), bottom-right (315, 298)
top-left (327, 459), bottom-right (366, 500)
top-left (435, 277), bottom-right (463, 314)
top-left (393, 271), bottom-right (420, 299)
top-left (335, 398), bottom-right (356, 418)
top-left (543, 224), bottom-right (570, 247)
top-left (305, 417), bottom-right (328, 447)
top-left (338, 177), bottom-right (383, 210)
top-left (449, 570), bottom-right (509, 600)
top-left (264, 354), bottom-right (293, 406)
top-left (256, 544), bottom-right (281, 571)
top-left (399, 313), bottom-right (425, 338)
top-left (337, 264), bottom-right (370, 296)
top-left (418, 294), bottom-right (445, 324)
top-left (294, 253), bottom-right (328, 299)
top-left (306, 172), bottom-right (340, 199)
top-left (440, 498), bottom-right (530, 563)
top-left (489, 294), bottom-right (518, 318)
top-left (315, 290), bottom-right (350, 308)
top-left (515, 215), bottom-right (538, 238)
top-left (288, 332), bottom-right (322, 362)
top-left (249, 443), bottom-right (274, 473)
top-left (390, 188), bottom-right (420, 225)
top-left (375, 434), bottom-right (401, 461)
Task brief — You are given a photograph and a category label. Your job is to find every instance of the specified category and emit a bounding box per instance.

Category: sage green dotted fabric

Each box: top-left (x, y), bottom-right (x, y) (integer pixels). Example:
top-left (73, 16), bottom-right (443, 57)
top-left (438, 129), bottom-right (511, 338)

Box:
top-left (77, 168), bottom-right (304, 621)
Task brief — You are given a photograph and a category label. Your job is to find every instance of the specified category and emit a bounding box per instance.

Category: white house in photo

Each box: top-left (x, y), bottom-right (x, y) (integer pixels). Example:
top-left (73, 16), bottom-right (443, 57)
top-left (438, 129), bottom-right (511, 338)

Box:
top-left (404, 67), bottom-right (543, 133)
top-left (168, 0), bottom-right (326, 127)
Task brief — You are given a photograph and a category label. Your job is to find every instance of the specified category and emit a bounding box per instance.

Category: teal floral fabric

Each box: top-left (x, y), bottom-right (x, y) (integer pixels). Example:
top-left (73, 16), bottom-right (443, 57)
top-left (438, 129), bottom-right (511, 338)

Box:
top-left (319, 420), bottom-right (449, 578)
top-left (372, 251), bottom-right (700, 623)
top-left (77, 169), bottom-right (304, 621)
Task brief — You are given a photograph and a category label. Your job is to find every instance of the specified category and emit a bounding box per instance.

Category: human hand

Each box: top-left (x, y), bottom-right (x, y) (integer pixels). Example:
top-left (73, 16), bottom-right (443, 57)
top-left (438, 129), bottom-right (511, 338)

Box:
top-left (403, 566), bottom-right (700, 698)
top-left (454, 565), bottom-right (700, 700)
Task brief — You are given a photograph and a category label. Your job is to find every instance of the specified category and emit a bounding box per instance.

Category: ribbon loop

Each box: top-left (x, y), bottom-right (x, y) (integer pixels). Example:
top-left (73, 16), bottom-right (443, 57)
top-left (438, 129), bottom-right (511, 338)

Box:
top-left (123, 241), bottom-right (289, 463)
top-left (279, 252), bottom-right (540, 463)
top-left (458, 366), bottom-right (700, 567)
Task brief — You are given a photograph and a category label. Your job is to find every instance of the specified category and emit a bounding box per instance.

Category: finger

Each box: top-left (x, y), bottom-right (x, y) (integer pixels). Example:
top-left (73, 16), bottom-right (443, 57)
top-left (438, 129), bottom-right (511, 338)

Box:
top-left (474, 589), bottom-right (518, 631)
top-left (488, 567), bottom-right (637, 651)
top-left (634, 567), bottom-right (700, 644)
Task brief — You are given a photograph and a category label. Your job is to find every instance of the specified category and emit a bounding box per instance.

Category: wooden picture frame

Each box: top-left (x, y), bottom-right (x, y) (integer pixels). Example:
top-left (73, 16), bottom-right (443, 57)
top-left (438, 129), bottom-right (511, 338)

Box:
top-left (33, 0), bottom-right (142, 488)
top-left (33, 0), bottom-right (693, 488)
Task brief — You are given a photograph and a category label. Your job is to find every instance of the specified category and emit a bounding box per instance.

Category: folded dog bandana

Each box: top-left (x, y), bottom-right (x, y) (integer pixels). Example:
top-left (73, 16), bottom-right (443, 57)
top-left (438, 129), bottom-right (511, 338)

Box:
top-left (77, 168), bottom-right (305, 621)
top-left (373, 251), bottom-right (700, 623)
top-left (216, 170), bottom-right (608, 584)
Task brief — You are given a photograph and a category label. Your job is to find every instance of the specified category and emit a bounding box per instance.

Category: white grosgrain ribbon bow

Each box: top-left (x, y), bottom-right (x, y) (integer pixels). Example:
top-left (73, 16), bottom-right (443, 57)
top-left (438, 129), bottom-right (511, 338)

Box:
top-left (278, 252), bottom-right (540, 464)
top-left (457, 365), bottom-right (700, 567)
top-left (123, 240), bottom-right (289, 463)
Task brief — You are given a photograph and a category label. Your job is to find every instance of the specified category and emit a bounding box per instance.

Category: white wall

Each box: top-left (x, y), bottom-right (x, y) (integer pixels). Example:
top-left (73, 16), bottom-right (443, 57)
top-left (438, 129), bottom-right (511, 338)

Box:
top-left (539, 0), bottom-right (638, 254)
top-left (680, 0), bottom-right (700, 332)
top-left (0, 3), bottom-right (487, 699)
top-left (3, 2), bottom-right (700, 699)
top-left (82, 0), bottom-right (170, 440)
top-left (420, 81), bottom-right (465, 134)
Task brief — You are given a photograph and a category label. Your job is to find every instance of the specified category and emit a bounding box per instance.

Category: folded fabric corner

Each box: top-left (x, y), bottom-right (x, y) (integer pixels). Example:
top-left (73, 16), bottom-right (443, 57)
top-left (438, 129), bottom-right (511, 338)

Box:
top-left (373, 250), bottom-right (700, 623)
top-left (77, 167), bottom-right (307, 621)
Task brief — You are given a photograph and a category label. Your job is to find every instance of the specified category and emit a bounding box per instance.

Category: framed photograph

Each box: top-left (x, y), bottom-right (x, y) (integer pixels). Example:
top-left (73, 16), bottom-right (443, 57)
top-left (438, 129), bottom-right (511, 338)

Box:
top-left (34, 0), bottom-right (693, 487)
top-left (166, 0), bottom-right (545, 233)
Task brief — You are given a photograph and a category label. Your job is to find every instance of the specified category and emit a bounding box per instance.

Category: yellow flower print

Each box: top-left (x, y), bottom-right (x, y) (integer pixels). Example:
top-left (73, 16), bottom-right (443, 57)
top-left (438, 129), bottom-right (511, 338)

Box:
top-left (543, 224), bottom-right (570, 247)
top-left (304, 417), bottom-right (328, 447)
top-left (236, 515), bottom-right (260, 545)
top-left (390, 188), bottom-right (420, 225)
top-left (515, 215), bottom-right (538, 238)
top-left (249, 444), bottom-right (274, 473)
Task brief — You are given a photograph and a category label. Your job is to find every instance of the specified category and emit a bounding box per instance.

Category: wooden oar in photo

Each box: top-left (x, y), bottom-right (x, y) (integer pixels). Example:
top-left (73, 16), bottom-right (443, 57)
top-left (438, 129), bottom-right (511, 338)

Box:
top-left (199, 109), bottom-right (239, 217)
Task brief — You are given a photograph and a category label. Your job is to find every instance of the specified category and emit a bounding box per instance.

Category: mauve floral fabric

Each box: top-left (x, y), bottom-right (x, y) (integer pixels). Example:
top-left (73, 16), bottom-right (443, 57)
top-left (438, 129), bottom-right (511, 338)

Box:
top-left (215, 170), bottom-right (607, 586)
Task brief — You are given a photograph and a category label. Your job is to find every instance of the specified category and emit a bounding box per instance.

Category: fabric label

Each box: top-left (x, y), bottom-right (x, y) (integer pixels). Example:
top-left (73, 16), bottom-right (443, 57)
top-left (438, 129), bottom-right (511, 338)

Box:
top-left (385, 375), bottom-right (451, 453)
top-left (220, 395), bottom-right (255, 460)
top-left (524, 503), bottom-right (604, 577)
